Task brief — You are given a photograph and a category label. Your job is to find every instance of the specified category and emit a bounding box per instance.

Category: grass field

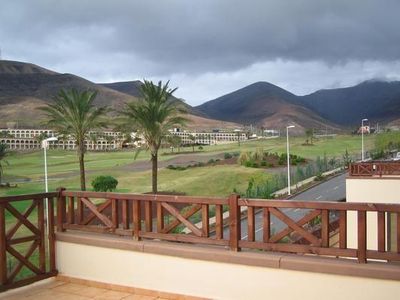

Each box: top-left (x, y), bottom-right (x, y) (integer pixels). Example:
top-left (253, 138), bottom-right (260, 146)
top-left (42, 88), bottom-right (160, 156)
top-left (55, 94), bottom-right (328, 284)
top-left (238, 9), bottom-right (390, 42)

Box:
top-left (0, 134), bottom-right (375, 198)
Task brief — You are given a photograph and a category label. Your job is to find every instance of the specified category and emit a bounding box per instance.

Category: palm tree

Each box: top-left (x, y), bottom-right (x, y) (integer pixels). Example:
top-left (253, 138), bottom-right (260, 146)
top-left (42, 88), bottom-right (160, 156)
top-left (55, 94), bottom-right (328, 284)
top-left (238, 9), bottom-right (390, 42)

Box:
top-left (121, 80), bottom-right (188, 194)
top-left (40, 89), bottom-right (107, 190)
top-left (0, 143), bottom-right (9, 184)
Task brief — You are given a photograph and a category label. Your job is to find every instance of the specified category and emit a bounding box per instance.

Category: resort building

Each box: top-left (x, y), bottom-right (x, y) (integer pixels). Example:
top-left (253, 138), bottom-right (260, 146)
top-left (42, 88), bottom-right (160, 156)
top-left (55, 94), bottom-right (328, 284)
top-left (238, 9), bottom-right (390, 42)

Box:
top-left (169, 128), bottom-right (248, 145)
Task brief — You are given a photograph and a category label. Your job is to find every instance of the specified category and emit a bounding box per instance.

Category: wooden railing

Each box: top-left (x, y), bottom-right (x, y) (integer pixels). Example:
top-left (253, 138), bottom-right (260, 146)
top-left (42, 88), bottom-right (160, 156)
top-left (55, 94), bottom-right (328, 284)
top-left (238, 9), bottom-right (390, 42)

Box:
top-left (0, 192), bottom-right (58, 292)
top-left (56, 189), bottom-right (400, 264)
top-left (2, 189), bottom-right (399, 292)
top-left (350, 161), bottom-right (400, 177)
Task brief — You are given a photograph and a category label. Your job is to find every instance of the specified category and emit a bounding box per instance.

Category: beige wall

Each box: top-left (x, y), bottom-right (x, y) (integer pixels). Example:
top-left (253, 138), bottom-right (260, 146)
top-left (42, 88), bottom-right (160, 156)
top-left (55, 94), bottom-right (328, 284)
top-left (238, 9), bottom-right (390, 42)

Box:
top-left (56, 241), bottom-right (400, 300)
top-left (346, 178), bottom-right (400, 250)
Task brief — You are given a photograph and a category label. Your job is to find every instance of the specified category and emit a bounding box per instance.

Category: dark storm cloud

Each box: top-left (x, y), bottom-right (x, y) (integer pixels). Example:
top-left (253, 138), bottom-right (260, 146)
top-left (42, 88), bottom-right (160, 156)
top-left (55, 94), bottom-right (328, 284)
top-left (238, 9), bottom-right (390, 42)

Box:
top-left (1, 0), bottom-right (400, 103)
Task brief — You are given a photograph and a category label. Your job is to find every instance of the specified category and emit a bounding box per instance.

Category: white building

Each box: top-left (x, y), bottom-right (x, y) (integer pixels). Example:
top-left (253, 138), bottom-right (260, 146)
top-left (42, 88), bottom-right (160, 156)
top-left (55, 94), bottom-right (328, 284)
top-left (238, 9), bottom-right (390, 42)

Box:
top-left (169, 128), bottom-right (247, 145)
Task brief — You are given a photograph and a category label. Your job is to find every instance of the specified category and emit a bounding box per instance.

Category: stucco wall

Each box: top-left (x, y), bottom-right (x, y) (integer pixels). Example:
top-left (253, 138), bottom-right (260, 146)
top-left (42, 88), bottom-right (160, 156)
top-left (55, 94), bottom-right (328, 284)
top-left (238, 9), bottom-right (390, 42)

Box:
top-left (56, 241), bottom-right (400, 300)
top-left (346, 177), bottom-right (400, 250)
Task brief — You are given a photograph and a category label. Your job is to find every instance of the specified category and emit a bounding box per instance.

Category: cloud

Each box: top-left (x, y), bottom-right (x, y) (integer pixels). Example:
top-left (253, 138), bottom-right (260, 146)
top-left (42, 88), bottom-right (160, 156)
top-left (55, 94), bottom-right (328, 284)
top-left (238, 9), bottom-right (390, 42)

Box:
top-left (0, 0), bottom-right (400, 104)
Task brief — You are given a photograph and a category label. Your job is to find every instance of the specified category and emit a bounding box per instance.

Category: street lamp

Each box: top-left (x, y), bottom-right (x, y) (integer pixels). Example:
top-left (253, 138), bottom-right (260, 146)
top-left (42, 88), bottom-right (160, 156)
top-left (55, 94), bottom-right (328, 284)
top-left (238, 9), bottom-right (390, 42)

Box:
top-left (361, 118), bottom-right (368, 161)
top-left (42, 137), bottom-right (58, 192)
top-left (42, 136), bottom-right (58, 245)
top-left (286, 125), bottom-right (295, 196)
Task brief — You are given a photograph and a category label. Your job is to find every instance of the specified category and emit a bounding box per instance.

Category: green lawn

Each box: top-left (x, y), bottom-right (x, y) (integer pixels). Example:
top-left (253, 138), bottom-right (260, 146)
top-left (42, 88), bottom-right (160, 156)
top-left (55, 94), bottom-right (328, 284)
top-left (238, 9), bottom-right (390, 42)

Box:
top-left (0, 134), bottom-right (375, 198)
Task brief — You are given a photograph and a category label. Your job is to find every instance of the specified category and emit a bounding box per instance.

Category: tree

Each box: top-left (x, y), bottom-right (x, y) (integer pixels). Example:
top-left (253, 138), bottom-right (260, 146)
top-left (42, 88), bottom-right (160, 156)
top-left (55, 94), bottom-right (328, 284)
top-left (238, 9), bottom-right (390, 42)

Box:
top-left (0, 143), bottom-right (9, 184)
top-left (121, 80), bottom-right (188, 194)
top-left (167, 135), bottom-right (182, 153)
top-left (305, 129), bottom-right (314, 145)
top-left (40, 89), bottom-right (107, 190)
top-left (188, 134), bottom-right (196, 152)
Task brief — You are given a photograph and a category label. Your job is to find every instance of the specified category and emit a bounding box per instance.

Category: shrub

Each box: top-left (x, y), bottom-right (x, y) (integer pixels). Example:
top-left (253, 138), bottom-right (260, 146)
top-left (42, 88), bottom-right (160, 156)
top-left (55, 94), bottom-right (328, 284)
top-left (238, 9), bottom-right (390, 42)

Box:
top-left (252, 162), bottom-right (259, 168)
top-left (224, 152), bottom-right (233, 159)
top-left (238, 152), bottom-right (251, 165)
top-left (208, 159), bottom-right (215, 164)
top-left (198, 146), bottom-right (203, 150)
top-left (232, 151), bottom-right (240, 157)
top-left (244, 161), bottom-right (253, 167)
top-left (260, 161), bottom-right (267, 167)
top-left (91, 175), bottom-right (118, 192)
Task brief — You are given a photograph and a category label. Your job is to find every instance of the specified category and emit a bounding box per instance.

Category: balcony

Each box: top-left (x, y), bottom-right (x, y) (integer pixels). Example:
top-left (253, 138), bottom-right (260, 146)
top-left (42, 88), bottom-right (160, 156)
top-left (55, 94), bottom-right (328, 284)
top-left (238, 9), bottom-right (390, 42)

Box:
top-left (1, 189), bottom-right (400, 299)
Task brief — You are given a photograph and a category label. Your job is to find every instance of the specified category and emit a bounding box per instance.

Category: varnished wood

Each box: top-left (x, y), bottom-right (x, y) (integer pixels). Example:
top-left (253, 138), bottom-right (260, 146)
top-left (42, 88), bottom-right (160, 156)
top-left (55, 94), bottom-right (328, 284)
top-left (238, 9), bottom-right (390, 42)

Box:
top-left (37, 199), bottom-right (46, 273)
top-left (397, 213), bottom-right (400, 254)
top-left (57, 188), bottom-right (66, 232)
top-left (269, 207), bottom-right (320, 246)
top-left (263, 208), bottom-right (270, 243)
top-left (144, 201), bottom-right (152, 231)
top-left (321, 210), bottom-right (329, 247)
top-left (0, 203), bottom-right (6, 285)
top-left (77, 197), bottom-right (84, 224)
top-left (121, 200), bottom-right (129, 230)
top-left (161, 204), bottom-right (201, 234)
top-left (111, 199), bottom-right (119, 229)
top-left (6, 200), bottom-right (37, 239)
top-left (68, 196), bottom-right (74, 224)
top-left (202, 204), bottom-right (209, 237)
top-left (269, 209), bottom-right (321, 243)
top-left (48, 197), bottom-right (56, 272)
top-left (377, 211), bottom-right (385, 252)
top-left (133, 200), bottom-right (141, 240)
top-left (339, 210), bottom-right (347, 249)
top-left (80, 197), bottom-right (113, 228)
top-left (247, 206), bottom-right (255, 242)
top-left (357, 210), bottom-right (367, 263)
top-left (161, 202), bottom-right (202, 237)
top-left (82, 199), bottom-right (111, 225)
top-left (157, 202), bottom-right (164, 232)
top-left (229, 194), bottom-right (240, 251)
top-left (215, 205), bottom-right (223, 240)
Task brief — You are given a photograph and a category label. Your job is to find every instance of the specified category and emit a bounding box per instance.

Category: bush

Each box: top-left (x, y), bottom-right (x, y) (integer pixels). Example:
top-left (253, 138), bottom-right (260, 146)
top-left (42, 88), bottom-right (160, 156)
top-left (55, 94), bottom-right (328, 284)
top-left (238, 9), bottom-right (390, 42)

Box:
top-left (198, 146), bottom-right (203, 150)
top-left (260, 161), bottom-right (267, 167)
top-left (224, 152), bottom-right (233, 159)
top-left (232, 151), bottom-right (240, 157)
top-left (244, 161), bottom-right (253, 167)
top-left (252, 162), bottom-right (259, 168)
top-left (91, 175), bottom-right (118, 192)
top-left (167, 165), bottom-right (176, 170)
top-left (208, 159), bottom-right (215, 164)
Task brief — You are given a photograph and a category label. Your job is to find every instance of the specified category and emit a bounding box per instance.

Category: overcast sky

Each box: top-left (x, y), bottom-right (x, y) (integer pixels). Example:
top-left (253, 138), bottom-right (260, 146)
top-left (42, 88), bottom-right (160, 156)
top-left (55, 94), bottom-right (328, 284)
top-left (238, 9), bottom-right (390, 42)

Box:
top-left (1, 0), bottom-right (400, 105)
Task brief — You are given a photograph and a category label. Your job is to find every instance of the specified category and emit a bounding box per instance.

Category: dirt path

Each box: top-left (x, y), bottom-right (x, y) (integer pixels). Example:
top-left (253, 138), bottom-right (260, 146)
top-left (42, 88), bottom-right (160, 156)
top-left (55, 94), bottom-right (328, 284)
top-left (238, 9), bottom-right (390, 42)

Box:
top-left (119, 152), bottom-right (226, 172)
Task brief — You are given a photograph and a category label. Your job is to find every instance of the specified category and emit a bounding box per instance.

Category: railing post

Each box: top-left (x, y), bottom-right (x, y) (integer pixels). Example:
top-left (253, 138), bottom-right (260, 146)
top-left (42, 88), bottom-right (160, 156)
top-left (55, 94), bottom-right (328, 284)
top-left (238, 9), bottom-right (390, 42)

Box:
top-left (357, 210), bottom-right (367, 263)
top-left (56, 187), bottom-right (66, 232)
top-left (229, 194), bottom-right (241, 251)
top-left (48, 196), bottom-right (56, 272)
top-left (0, 203), bottom-right (7, 285)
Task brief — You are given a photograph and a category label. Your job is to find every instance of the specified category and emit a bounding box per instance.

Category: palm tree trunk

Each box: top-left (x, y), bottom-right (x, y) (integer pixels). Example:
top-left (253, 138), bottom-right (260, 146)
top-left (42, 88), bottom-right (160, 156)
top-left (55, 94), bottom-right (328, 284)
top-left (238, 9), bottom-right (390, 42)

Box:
top-left (78, 144), bottom-right (86, 191)
top-left (151, 152), bottom-right (158, 194)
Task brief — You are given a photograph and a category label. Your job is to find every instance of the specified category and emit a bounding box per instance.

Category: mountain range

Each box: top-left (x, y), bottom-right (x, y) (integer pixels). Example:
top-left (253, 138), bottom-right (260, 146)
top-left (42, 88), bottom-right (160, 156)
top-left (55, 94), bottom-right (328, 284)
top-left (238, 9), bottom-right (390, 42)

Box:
top-left (0, 60), bottom-right (235, 129)
top-left (1, 60), bottom-right (400, 132)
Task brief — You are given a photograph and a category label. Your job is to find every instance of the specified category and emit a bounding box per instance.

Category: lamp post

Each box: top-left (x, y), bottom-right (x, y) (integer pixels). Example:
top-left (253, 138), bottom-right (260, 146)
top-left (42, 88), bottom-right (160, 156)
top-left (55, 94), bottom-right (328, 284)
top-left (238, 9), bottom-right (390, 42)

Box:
top-left (42, 136), bottom-right (58, 243)
top-left (286, 125), bottom-right (295, 195)
top-left (361, 118), bottom-right (368, 161)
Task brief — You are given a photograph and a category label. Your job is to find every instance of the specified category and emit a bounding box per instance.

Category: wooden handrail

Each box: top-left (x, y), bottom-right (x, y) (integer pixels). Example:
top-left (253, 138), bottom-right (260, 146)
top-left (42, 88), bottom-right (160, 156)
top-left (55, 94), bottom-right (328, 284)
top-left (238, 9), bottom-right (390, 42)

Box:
top-left (350, 162), bottom-right (400, 177)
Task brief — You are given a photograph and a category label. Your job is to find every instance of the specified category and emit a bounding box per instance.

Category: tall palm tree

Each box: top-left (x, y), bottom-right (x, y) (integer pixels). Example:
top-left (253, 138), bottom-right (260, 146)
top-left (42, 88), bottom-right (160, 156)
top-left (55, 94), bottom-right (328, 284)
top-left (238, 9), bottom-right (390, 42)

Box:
top-left (121, 80), bottom-right (188, 194)
top-left (0, 143), bottom-right (9, 184)
top-left (40, 89), bottom-right (107, 190)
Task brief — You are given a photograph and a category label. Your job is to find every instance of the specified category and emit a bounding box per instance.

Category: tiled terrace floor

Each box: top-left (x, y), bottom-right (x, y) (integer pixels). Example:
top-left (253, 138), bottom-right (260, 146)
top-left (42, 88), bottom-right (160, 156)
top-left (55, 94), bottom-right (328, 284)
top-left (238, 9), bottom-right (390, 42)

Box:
top-left (0, 278), bottom-right (196, 300)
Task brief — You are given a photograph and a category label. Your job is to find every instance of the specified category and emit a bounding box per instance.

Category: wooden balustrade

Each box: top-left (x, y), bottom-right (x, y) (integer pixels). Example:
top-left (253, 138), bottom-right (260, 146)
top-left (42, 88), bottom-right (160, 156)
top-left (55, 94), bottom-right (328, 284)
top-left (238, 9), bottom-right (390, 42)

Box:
top-left (350, 162), bottom-right (400, 177)
top-left (2, 189), bottom-right (400, 291)
top-left (57, 190), bottom-right (400, 264)
top-left (0, 192), bottom-right (58, 292)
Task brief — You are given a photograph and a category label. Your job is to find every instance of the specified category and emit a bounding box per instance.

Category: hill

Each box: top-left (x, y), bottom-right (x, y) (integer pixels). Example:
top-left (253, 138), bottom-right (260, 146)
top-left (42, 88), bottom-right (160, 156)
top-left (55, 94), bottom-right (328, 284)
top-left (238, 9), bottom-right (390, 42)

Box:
top-left (196, 82), bottom-right (339, 132)
top-left (298, 80), bottom-right (400, 126)
top-left (0, 60), bottom-right (234, 129)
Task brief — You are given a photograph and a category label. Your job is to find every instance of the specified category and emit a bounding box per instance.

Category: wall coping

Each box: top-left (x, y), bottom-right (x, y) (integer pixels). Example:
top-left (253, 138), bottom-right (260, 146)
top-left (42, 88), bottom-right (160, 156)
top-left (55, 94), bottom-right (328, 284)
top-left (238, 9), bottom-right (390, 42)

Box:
top-left (56, 232), bottom-right (400, 282)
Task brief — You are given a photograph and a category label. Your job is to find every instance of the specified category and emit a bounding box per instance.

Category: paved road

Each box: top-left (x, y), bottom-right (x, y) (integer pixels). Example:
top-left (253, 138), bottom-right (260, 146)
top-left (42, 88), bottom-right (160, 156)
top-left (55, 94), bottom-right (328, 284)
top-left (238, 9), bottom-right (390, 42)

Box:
top-left (222, 172), bottom-right (347, 240)
top-left (290, 173), bottom-right (346, 201)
